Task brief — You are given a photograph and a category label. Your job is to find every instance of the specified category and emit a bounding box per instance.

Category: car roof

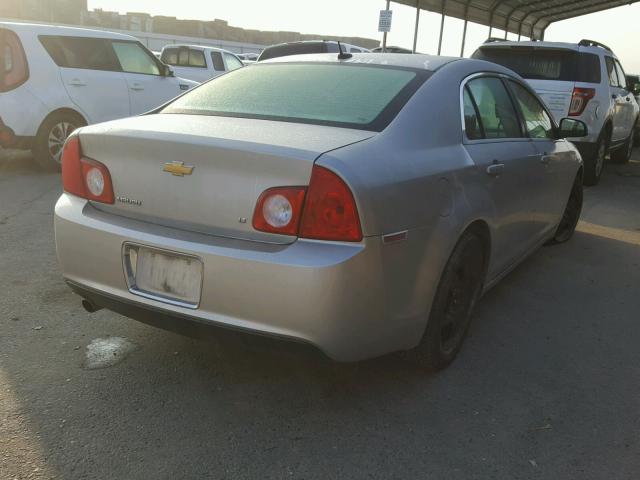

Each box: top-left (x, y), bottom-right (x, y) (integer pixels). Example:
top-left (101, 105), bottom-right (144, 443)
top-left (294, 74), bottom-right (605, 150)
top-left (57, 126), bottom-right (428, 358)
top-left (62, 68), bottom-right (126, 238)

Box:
top-left (0, 20), bottom-right (136, 41)
top-left (162, 44), bottom-right (236, 54)
top-left (478, 40), bottom-right (616, 57)
top-left (261, 52), bottom-right (460, 71)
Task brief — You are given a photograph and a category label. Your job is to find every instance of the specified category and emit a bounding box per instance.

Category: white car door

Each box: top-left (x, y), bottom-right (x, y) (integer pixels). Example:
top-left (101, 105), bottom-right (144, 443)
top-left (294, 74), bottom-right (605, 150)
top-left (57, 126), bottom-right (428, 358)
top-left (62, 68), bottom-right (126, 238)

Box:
top-left (111, 40), bottom-right (184, 115)
top-left (40, 35), bottom-right (130, 123)
top-left (605, 56), bottom-right (628, 142)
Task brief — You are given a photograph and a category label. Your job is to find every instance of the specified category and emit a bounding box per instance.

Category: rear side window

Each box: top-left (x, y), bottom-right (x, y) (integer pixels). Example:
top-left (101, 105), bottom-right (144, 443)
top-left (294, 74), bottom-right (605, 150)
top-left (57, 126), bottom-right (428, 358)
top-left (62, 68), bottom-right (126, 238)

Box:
top-left (40, 36), bottom-right (120, 71)
top-left (463, 87), bottom-right (483, 140)
top-left (614, 60), bottom-right (627, 90)
top-left (605, 57), bottom-right (620, 87)
top-left (466, 77), bottom-right (522, 139)
top-left (223, 52), bottom-right (243, 71)
top-left (474, 48), bottom-right (601, 83)
top-left (258, 42), bottom-right (327, 61)
top-left (0, 28), bottom-right (29, 92)
top-left (161, 47), bottom-right (178, 65)
top-left (210, 51), bottom-right (225, 71)
top-left (188, 49), bottom-right (206, 68)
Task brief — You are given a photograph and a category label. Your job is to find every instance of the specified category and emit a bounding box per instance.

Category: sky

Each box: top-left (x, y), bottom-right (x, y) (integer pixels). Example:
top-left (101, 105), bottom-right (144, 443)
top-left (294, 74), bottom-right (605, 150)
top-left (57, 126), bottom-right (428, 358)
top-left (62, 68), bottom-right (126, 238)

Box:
top-left (88, 0), bottom-right (640, 73)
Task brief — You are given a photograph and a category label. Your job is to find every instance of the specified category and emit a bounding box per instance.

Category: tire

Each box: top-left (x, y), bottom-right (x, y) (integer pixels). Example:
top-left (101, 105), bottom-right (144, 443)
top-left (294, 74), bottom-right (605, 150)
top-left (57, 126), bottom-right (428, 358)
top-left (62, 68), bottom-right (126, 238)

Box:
top-left (33, 112), bottom-right (85, 172)
top-left (583, 133), bottom-right (607, 186)
top-left (402, 232), bottom-right (486, 372)
top-left (546, 173), bottom-right (583, 245)
top-left (610, 128), bottom-right (635, 164)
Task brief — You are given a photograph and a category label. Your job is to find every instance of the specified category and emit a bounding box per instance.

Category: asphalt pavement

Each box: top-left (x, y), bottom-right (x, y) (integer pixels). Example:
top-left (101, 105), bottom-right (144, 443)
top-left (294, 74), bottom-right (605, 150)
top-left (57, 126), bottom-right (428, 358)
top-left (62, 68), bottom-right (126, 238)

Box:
top-left (1, 148), bottom-right (639, 479)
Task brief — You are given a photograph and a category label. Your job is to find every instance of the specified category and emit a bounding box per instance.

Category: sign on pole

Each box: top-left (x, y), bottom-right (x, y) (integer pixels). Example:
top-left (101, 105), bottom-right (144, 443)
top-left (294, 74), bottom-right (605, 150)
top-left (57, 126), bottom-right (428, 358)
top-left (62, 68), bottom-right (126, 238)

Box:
top-left (378, 10), bottom-right (392, 33)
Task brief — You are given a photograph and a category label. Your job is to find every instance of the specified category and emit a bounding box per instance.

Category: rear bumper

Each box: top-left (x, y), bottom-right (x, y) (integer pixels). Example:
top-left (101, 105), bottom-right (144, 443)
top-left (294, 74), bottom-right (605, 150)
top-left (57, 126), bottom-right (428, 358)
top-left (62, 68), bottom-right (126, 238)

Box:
top-left (55, 193), bottom-right (429, 361)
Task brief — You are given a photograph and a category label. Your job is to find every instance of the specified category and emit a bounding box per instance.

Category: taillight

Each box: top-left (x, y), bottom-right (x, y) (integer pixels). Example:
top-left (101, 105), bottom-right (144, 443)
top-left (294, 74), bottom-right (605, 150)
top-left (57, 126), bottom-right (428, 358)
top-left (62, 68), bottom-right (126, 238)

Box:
top-left (61, 136), bottom-right (115, 204)
top-left (252, 187), bottom-right (306, 235)
top-left (0, 29), bottom-right (29, 93)
top-left (569, 87), bottom-right (596, 116)
top-left (300, 166), bottom-right (362, 242)
top-left (253, 166), bottom-right (363, 242)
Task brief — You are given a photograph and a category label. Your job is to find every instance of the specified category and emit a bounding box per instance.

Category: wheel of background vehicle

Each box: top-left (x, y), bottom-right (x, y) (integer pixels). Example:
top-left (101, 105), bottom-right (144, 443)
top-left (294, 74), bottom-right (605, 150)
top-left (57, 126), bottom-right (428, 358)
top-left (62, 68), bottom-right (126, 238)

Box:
top-left (402, 232), bottom-right (486, 372)
top-left (33, 112), bottom-right (85, 172)
top-left (583, 133), bottom-right (607, 186)
top-left (546, 173), bottom-right (583, 245)
top-left (610, 128), bottom-right (635, 164)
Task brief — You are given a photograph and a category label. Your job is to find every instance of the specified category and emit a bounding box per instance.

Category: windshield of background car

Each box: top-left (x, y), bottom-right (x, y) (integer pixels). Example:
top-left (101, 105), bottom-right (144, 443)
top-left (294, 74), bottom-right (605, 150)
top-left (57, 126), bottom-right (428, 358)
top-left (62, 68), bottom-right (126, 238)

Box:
top-left (162, 63), bottom-right (429, 131)
top-left (474, 48), bottom-right (601, 83)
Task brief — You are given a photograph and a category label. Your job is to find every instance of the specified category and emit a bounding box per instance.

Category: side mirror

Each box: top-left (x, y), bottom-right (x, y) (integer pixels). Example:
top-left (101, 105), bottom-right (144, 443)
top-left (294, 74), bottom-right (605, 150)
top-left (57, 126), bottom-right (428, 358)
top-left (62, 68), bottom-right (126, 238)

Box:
top-left (558, 118), bottom-right (588, 139)
top-left (161, 65), bottom-right (175, 77)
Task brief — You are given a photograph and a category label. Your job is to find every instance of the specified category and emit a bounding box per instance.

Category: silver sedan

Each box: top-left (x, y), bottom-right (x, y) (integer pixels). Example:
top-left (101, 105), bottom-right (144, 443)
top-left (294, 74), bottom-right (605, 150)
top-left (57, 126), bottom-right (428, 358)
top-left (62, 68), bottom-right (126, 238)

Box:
top-left (54, 53), bottom-right (586, 370)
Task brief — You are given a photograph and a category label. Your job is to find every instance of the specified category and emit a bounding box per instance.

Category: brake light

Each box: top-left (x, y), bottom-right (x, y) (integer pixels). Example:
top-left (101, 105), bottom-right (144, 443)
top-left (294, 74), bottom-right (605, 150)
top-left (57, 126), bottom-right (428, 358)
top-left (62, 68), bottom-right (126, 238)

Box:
top-left (253, 165), bottom-right (363, 242)
top-left (61, 136), bottom-right (115, 204)
top-left (299, 166), bottom-right (362, 242)
top-left (0, 29), bottom-right (29, 93)
top-left (569, 87), bottom-right (596, 116)
top-left (252, 187), bottom-right (306, 235)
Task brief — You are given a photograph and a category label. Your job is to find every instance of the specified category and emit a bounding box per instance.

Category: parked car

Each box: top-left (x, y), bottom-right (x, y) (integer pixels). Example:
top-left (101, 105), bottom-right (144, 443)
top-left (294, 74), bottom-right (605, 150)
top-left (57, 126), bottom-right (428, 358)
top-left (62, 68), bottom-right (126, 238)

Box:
top-left (0, 21), bottom-right (197, 170)
top-left (159, 45), bottom-right (244, 83)
top-left (55, 53), bottom-right (586, 371)
top-left (626, 73), bottom-right (640, 144)
top-left (371, 46), bottom-right (414, 54)
top-left (237, 52), bottom-right (259, 62)
top-left (258, 40), bottom-right (369, 61)
top-left (473, 39), bottom-right (639, 185)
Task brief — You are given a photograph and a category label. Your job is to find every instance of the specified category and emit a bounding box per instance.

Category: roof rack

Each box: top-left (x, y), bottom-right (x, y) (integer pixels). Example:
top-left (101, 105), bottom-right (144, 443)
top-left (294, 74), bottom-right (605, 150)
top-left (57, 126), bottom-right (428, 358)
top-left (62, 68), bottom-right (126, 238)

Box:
top-left (578, 39), bottom-right (612, 52)
top-left (484, 37), bottom-right (506, 43)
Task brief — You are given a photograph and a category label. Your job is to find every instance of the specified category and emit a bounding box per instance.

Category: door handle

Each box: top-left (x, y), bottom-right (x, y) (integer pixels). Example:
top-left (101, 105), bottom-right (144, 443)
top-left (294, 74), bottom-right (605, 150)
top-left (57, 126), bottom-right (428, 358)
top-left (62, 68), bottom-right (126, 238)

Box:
top-left (130, 83), bottom-right (144, 91)
top-left (68, 79), bottom-right (86, 86)
top-left (486, 163), bottom-right (505, 176)
top-left (540, 155), bottom-right (553, 164)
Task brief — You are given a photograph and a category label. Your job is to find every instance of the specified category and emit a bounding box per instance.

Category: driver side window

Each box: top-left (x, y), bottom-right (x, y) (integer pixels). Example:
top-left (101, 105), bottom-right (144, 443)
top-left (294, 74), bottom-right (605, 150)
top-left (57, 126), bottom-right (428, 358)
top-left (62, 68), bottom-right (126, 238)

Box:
top-left (111, 41), bottom-right (160, 75)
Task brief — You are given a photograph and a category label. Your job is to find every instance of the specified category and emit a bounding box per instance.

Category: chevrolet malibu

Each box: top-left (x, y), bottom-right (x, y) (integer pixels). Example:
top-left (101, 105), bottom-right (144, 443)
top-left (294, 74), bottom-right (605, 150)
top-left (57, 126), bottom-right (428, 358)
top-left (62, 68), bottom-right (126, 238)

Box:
top-left (55, 53), bottom-right (587, 371)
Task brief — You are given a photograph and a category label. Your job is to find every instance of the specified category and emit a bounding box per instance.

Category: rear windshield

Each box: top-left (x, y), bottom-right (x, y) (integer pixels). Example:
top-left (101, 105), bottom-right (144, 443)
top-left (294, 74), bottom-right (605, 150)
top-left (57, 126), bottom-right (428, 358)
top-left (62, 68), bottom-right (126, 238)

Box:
top-left (162, 63), bottom-right (428, 131)
top-left (474, 48), bottom-right (601, 83)
top-left (258, 43), bottom-right (335, 61)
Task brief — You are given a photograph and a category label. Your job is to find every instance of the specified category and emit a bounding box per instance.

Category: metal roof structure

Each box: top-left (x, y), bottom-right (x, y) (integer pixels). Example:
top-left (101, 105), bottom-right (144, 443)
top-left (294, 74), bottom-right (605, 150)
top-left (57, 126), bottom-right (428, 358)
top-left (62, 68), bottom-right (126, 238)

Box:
top-left (383, 0), bottom-right (639, 55)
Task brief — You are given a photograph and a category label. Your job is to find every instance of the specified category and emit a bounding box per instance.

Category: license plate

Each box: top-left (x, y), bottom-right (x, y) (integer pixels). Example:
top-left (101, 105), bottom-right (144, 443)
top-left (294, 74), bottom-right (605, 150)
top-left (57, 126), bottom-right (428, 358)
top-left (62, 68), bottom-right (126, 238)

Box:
top-left (125, 245), bottom-right (203, 307)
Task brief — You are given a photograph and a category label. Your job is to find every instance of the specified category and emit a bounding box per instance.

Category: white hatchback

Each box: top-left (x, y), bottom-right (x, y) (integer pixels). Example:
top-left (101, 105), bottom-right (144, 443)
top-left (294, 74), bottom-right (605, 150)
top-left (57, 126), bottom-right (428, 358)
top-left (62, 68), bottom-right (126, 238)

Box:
top-left (0, 21), bottom-right (197, 169)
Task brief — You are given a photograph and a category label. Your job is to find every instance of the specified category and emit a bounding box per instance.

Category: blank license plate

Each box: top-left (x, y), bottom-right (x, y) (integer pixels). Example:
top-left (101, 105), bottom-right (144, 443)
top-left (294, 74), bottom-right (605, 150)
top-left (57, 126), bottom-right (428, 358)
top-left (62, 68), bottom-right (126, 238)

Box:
top-left (132, 247), bottom-right (202, 306)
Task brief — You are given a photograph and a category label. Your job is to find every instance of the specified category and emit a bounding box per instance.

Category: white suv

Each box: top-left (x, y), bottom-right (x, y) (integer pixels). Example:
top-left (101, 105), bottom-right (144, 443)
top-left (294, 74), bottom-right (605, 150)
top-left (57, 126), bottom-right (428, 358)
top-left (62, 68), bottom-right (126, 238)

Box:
top-left (473, 39), bottom-right (639, 185)
top-left (0, 21), bottom-right (197, 169)
top-left (159, 44), bottom-right (244, 83)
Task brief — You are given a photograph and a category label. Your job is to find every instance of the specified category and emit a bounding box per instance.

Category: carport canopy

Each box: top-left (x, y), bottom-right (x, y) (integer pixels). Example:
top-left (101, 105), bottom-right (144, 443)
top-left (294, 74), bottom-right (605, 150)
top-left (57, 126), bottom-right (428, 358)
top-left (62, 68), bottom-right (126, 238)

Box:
top-left (384, 0), bottom-right (639, 54)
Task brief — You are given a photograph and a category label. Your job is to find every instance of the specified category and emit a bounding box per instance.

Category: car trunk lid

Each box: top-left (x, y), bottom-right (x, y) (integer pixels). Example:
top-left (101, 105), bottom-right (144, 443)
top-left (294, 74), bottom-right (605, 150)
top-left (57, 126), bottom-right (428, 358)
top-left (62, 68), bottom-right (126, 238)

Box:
top-left (523, 80), bottom-right (574, 122)
top-left (78, 114), bottom-right (375, 244)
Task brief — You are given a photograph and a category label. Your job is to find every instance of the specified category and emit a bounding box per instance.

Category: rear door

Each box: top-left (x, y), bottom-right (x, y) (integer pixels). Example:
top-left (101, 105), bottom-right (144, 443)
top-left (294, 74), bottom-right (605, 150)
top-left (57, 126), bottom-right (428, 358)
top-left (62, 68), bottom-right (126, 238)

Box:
top-left (507, 79), bottom-right (576, 231)
top-left (39, 35), bottom-right (130, 123)
top-left (111, 40), bottom-right (183, 114)
top-left (462, 75), bottom-right (547, 275)
top-left (614, 59), bottom-right (635, 139)
top-left (605, 56), bottom-right (628, 142)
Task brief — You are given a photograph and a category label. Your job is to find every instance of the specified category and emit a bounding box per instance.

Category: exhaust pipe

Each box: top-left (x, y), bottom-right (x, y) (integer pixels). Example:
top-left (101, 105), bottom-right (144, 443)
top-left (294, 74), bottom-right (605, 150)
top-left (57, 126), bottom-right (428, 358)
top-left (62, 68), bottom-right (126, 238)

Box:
top-left (81, 299), bottom-right (103, 313)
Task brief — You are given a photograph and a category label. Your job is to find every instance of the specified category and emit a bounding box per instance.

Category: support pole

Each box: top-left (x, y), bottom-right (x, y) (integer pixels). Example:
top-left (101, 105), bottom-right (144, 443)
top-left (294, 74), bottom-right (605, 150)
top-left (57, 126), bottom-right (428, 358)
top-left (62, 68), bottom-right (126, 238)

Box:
top-left (412, 0), bottom-right (420, 53)
top-left (461, 19), bottom-right (468, 57)
top-left (437, 0), bottom-right (445, 55)
top-left (488, 25), bottom-right (493, 38)
top-left (382, 0), bottom-right (391, 53)
top-left (460, 1), bottom-right (470, 58)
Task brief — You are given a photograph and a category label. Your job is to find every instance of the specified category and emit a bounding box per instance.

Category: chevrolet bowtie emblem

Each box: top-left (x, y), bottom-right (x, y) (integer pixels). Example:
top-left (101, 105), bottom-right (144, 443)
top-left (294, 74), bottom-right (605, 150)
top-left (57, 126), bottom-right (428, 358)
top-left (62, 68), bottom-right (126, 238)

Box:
top-left (163, 161), bottom-right (194, 177)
